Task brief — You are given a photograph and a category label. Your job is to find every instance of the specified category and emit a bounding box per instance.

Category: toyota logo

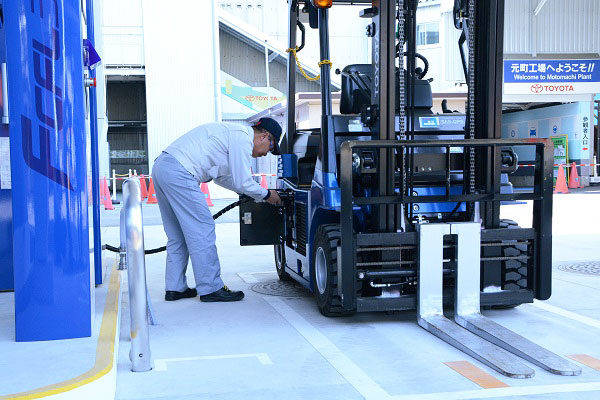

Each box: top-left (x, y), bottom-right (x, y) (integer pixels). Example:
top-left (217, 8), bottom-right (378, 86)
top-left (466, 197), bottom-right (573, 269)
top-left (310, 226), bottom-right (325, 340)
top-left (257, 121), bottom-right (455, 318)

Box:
top-left (530, 84), bottom-right (544, 93)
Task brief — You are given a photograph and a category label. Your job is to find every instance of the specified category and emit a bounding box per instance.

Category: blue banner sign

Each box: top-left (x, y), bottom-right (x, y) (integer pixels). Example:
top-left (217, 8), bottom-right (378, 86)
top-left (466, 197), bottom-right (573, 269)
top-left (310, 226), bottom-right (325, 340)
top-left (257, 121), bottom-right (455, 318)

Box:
top-left (504, 60), bottom-right (600, 83)
top-left (5, 0), bottom-right (91, 341)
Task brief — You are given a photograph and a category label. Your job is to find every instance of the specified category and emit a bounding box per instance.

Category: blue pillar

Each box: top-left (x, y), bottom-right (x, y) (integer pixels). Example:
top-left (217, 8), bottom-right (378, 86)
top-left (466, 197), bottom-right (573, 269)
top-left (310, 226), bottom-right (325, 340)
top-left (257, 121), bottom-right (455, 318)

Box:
top-left (86, 0), bottom-right (103, 286)
top-left (0, 9), bottom-right (13, 291)
top-left (5, 0), bottom-right (92, 341)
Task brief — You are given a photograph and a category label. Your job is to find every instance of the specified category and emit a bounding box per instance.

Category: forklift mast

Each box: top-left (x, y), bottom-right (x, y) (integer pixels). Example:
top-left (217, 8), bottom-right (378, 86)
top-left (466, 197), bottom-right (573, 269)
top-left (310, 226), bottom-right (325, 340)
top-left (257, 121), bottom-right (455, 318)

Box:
top-left (285, 0), bottom-right (517, 228)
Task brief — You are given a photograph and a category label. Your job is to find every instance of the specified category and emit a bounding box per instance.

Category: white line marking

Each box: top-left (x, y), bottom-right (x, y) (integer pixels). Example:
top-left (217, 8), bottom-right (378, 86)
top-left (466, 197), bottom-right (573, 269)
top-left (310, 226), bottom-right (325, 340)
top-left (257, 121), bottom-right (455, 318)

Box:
top-left (237, 271), bottom-right (273, 284)
top-left (391, 381), bottom-right (600, 400)
top-left (263, 296), bottom-right (391, 400)
top-left (264, 297), bottom-right (600, 400)
top-left (153, 353), bottom-right (273, 372)
top-left (531, 300), bottom-right (600, 330)
top-left (553, 276), bottom-right (600, 292)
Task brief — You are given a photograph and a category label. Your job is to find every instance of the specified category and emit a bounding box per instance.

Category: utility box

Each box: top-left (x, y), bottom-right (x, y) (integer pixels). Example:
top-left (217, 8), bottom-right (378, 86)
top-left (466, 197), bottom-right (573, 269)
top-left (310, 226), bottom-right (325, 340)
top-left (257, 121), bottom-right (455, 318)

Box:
top-left (239, 196), bottom-right (284, 246)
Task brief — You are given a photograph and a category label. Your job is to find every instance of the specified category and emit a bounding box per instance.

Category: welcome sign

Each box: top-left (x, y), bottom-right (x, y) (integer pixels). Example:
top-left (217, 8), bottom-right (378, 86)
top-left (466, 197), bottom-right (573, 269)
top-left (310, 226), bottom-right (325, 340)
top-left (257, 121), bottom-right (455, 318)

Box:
top-left (504, 59), bottom-right (600, 95)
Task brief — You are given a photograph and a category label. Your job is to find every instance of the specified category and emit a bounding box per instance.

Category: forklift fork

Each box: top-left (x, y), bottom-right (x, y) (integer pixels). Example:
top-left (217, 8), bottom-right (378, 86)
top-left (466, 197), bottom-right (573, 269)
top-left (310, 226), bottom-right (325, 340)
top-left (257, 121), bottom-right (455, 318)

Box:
top-left (417, 223), bottom-right (534, 378)
top-left (451, 223), bottom-right (581, 376)
top-left (417, 222), bottom-right (581, 378)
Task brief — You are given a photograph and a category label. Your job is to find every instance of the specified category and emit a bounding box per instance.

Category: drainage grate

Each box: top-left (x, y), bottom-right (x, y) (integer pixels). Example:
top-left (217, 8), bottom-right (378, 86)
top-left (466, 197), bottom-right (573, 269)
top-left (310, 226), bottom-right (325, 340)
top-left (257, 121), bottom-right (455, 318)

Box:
top-left (250, 280), bottom-right (310, 298)
top-left (557, 261), bottom-right (600, 276)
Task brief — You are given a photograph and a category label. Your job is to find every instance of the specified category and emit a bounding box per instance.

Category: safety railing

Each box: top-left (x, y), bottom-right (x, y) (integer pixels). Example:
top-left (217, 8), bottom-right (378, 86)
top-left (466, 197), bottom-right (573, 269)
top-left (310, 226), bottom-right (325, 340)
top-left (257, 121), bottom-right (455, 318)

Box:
top-left (121, 177), bottom-right (153, 372)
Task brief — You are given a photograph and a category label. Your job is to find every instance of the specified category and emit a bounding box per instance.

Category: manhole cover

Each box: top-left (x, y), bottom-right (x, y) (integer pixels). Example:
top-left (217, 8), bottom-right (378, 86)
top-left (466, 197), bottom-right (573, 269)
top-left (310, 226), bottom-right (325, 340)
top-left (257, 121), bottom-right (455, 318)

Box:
top-left (557, 261), bottom-right (600, 276)
top-left (250, 280), bottom-right (310, 298)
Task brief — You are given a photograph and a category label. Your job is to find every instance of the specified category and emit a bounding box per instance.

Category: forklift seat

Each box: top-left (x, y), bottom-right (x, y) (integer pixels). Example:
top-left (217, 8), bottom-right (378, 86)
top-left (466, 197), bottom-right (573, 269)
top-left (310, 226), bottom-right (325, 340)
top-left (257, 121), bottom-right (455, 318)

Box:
top-left (293, 133), bottom-right (321, 186)
top-left (341, 64), bottom-right (435, 113)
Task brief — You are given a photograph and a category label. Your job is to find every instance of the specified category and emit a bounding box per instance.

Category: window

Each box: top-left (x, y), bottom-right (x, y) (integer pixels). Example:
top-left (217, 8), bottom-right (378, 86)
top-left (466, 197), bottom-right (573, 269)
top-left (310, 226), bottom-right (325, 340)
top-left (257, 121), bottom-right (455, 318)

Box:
top-left (416, 22), bottom-right (439, 46)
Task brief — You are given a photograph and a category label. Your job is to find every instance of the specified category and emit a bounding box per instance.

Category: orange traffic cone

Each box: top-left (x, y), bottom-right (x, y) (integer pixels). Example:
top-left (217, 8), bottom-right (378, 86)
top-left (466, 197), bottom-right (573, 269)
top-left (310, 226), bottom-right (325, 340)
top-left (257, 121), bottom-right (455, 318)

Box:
top-left (260, 174), bottom-right (268, 190)
top-left (568, 162), bottom-right (581, 189)
top-left (139, 175), bottom-right (148, 200)
top-left (200, 182), bottom-right (214, 207)
top-left (100, 177), bottom-right (115, 210)
top-left (146, 178), bottom-right (158, 204)
top-left (554, 164), bottom-right (569, 194)
top-left (98, 180), bottom-right (105, 205)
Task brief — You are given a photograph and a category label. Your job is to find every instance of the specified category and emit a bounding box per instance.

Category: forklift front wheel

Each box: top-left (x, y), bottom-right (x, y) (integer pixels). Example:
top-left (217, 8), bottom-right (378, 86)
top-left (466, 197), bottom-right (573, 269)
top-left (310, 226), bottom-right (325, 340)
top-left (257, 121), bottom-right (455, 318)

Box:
top-left (311, 225), bottom-right (354, 317)
top-left (274, 243), bottom-right (292, 281)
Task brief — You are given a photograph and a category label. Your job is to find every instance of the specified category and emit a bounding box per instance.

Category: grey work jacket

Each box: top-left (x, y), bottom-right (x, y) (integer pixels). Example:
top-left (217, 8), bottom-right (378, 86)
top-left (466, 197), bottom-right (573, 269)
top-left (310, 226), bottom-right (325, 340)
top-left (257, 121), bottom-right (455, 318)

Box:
top-left (165, 122), bottom-right (268, 201)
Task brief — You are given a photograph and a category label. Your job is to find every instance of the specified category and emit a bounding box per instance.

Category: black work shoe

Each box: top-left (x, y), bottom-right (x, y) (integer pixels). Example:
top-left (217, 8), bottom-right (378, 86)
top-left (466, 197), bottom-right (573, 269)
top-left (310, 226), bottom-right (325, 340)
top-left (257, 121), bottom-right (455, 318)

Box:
top-left (165, 287), bottom-right (198, 301)
top-left (199, 286), bottom-right (244, 302)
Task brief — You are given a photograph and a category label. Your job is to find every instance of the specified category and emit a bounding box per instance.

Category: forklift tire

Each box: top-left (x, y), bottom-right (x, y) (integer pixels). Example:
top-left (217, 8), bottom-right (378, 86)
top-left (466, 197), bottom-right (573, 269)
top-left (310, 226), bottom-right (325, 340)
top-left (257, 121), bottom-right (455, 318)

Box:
top-left (274, 243), bottom-right (292, 281)
top-left (311, 225), bottom-right (354, 317)
top-left (492, 219), bottom-right (528, 309)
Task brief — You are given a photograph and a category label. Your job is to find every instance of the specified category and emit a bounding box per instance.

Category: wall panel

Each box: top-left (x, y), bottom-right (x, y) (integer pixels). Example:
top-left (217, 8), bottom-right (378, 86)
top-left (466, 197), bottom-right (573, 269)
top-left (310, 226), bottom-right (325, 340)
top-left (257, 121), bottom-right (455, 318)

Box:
top-left (142, 0), bottom-right (218, 167)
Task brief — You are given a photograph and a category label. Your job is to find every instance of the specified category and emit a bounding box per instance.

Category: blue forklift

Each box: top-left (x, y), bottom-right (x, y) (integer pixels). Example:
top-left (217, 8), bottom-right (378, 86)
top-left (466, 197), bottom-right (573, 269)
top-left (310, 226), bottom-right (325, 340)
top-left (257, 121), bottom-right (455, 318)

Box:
top-left (239, 0), bottom-right (580, 378)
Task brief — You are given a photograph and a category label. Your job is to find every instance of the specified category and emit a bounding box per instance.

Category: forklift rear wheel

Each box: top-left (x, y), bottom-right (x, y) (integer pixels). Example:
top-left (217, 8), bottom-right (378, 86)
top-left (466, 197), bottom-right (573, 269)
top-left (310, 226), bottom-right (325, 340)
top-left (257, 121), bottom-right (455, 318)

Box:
top-left (311, 225), bottom-right (354, 317)
top-left (274, 243), bottom-right (292, 281)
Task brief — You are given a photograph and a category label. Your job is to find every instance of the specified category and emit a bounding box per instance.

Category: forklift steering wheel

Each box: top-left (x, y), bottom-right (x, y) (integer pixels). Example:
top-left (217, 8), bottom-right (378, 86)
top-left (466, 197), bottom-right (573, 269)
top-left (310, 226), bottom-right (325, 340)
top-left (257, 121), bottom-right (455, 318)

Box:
top-left (396, 49), bottom-right (430, 80)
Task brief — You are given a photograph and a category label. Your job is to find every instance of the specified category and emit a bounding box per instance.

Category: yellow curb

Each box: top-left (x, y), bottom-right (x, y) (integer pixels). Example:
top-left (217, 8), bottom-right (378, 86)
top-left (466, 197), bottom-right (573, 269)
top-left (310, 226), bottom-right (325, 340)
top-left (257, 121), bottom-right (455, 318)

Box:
top-left (1, 261), bottom-right (121, 399)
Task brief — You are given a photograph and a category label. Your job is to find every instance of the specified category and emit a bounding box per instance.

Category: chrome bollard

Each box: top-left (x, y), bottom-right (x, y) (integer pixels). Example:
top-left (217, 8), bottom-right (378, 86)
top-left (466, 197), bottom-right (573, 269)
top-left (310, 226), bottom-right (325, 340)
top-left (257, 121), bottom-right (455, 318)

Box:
top-left (123, 177), bottom-right (152, 372)
top-left (118, 208), bottom-right (127, 270)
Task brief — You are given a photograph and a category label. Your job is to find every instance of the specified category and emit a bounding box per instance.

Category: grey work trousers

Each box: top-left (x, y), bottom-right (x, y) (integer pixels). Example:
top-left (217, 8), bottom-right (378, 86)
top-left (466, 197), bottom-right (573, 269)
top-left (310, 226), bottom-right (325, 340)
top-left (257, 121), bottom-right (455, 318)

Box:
top-left (151, 152), bottom-right (224, 295)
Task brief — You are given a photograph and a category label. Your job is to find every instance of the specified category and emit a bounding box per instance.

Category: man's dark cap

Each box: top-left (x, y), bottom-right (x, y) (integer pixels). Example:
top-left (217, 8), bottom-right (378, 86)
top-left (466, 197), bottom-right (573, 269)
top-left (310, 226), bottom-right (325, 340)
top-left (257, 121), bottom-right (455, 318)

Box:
top-left (253, 117), bottom-right (282, 155)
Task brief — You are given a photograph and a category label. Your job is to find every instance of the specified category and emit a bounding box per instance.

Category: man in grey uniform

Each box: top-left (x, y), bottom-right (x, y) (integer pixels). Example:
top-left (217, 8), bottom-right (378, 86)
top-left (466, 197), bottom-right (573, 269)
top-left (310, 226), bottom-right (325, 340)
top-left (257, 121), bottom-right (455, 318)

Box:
top-left (152, 117), bottom-right (282, 302)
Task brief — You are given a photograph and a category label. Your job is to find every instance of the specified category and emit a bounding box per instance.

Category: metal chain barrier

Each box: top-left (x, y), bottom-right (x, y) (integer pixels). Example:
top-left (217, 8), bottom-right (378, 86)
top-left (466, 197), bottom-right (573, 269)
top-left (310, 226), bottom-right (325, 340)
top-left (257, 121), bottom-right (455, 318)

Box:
top-left (104, 197), bottom-right (252, 255)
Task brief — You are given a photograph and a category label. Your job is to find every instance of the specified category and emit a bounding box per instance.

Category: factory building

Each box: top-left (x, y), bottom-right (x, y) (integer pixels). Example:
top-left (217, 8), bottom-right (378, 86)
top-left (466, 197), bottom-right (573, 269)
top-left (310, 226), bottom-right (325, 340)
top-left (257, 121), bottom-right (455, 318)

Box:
top-left (99, 0), bottom-right (599, 186)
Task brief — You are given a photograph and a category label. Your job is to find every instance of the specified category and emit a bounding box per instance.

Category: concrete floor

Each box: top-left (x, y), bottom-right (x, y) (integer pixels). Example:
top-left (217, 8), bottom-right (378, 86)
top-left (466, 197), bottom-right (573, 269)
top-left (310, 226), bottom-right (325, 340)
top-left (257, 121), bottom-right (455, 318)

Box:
top-left (0, 254), bottom-right (115, 396)
top-left (113, 194), bottom-right (600, 400)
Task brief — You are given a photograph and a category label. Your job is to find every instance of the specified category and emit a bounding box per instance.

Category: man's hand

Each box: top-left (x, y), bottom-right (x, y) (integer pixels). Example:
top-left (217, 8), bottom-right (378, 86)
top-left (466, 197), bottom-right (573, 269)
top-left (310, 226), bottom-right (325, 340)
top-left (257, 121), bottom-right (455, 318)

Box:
top-left (266, 189), bottom-right (282, 205)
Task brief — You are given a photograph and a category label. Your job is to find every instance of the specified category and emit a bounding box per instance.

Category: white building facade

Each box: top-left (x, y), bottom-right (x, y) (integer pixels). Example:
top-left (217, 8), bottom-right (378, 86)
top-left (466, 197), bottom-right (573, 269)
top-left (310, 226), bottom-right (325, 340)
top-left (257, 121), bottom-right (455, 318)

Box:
top-left (97, 0), bottom-right (600, 185)
top-left (98, 0), bottom-right (371, 181)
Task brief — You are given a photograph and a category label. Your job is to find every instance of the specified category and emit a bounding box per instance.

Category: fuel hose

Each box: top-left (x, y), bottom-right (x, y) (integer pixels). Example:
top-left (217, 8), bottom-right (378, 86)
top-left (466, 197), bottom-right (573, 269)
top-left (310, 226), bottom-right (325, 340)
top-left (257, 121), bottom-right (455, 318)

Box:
top-left (103, 197), bottom-right (252, 255)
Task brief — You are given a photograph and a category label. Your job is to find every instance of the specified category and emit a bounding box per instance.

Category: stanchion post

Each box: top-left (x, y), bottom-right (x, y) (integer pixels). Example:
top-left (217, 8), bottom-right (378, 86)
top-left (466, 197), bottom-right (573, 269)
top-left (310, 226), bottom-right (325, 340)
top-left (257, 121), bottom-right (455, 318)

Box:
top-left (118, 207), bottom-right (127, 270)
top-left (123, 177), bottom-right (152, 372)
top-left (112, 169), bottom-right (118, 202)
